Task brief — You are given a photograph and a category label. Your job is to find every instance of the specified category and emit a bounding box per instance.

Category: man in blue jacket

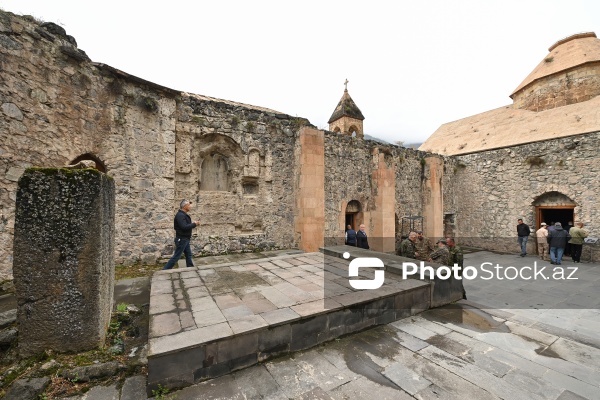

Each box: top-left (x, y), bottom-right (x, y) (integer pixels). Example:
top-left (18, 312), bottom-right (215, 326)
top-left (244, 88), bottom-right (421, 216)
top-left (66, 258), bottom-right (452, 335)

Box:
top-left (163, 199), bottom-right (200, 270)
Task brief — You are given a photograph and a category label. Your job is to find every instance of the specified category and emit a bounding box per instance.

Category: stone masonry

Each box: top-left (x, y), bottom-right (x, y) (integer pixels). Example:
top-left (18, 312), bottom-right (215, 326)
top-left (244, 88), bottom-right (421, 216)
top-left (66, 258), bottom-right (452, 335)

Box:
top-left (12, 168), bottom-right (115, 356)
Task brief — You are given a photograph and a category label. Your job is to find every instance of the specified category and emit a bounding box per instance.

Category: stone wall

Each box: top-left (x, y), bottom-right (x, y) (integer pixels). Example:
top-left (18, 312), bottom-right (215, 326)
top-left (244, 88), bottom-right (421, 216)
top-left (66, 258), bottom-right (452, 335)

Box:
top-left (448, 131), bottom-right (600, 259)
top-left (323, 134), bottom-right (429, 249)
top-left (0, 11), bottom-right (177, 278)
top-left (173, 94), bottom-right (303, 256)
top-left (512, 63), bottom-right (600, 112)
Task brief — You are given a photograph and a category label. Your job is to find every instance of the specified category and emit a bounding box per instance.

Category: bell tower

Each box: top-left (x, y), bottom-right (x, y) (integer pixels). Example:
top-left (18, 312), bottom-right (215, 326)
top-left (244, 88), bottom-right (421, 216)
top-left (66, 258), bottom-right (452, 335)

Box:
top-left (328, 79), bottom-right (365, 138)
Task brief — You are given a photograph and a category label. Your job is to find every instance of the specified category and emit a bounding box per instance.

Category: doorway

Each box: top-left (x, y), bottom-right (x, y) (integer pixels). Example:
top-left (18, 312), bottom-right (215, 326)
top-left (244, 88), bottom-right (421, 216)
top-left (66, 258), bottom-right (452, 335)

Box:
top-left (345, 200), bottom-right (362, 231)
top-left (536, 207), bottom-right (574, 229)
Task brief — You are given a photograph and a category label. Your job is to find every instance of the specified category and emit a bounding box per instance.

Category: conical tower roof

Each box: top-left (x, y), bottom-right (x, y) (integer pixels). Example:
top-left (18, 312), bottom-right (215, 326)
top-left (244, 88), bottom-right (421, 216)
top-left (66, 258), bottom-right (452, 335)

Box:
top-left (328, 88), bottom-right (365, 124)
top-left (511, 32), bottom-right (600, 97)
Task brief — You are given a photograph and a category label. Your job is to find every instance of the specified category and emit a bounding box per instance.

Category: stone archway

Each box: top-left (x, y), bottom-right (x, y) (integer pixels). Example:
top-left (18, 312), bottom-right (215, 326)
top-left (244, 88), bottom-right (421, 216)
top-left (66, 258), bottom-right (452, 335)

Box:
top-left (532, 191), bottom-right (576, 229)
top-left (345, 200), bottom-right (363, 231)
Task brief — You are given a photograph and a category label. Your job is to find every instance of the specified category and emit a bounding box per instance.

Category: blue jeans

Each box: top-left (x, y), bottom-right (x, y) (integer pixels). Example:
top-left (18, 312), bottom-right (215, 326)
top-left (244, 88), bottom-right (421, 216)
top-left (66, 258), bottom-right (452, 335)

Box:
top-left (518, 236), bottom-right (528, 255)
top-left (550, 247), bottom-right (564, 264)
top-left (163, 237), bottom-right (194, 270)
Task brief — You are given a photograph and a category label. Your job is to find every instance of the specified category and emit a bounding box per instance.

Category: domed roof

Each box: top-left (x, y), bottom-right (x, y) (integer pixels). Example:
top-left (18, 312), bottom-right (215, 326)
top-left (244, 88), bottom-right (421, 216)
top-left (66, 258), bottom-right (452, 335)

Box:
top-left (511, 32), bottom-right (600, 97)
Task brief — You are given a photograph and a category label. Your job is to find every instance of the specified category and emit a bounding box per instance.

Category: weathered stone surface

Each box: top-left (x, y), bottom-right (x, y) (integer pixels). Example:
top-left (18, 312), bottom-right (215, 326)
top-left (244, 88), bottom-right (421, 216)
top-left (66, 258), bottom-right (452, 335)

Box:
top-left (13, 168), bottom-right (115, 356)
top-left (0, 309), bottom-right (16, 328)
top-left (60, 361), bottom-right (121, 382)
top-left (4, 376), bottom-right (50, 400)
top-left (120, 375), bottom-right (147, 400)
top-left (0, 328), bottom-right (17, 346)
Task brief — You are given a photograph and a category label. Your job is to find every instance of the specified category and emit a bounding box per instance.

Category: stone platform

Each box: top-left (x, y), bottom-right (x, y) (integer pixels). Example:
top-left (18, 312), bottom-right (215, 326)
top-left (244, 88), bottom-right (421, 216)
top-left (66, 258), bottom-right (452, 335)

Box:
top-left (147, 250), bottom-right (433, 392)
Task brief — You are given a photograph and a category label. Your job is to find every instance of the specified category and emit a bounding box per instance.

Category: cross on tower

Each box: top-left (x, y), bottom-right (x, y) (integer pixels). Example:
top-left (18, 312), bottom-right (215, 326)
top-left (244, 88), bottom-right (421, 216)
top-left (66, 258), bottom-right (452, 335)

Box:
top-left (344, 79), bottom-right (349, 91)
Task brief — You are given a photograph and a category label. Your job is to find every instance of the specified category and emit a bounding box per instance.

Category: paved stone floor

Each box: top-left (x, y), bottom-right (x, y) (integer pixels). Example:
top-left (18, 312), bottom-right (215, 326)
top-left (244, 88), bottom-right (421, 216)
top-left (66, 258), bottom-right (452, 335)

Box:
top-left (162, 250), bottom-right (600, 400)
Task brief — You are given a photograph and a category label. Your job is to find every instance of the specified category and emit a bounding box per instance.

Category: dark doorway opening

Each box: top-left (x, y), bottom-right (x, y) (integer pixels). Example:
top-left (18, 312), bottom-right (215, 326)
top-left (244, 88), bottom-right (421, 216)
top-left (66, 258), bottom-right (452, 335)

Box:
top-left (537, 207), bottom-right (574, 229)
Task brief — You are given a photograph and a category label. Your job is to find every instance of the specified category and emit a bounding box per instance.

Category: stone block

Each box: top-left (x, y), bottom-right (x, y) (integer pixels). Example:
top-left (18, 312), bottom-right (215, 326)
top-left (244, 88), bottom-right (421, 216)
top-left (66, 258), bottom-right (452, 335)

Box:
top-left (217, 332), bottom-right (258, 363)
top-left (13, 168), bottom-right (115, 357)
top-left (147, 346), bottom-right (204, 391)
top-left (258, 324), bottom-right (291, 359)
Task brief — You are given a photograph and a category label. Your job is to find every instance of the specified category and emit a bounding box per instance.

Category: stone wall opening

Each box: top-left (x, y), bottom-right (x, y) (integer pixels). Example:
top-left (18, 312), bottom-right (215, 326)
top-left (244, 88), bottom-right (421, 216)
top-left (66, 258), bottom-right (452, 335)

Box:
top-left (345, 200), bottom-right (362, 230)
top-left (533, 191), bottom-right (576, 229)
top-left (69, 153), bottom-right (107, 173)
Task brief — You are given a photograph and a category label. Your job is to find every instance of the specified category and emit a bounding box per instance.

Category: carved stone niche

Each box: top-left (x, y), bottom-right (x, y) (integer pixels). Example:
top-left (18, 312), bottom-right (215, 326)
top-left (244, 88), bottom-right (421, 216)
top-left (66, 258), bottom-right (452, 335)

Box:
top-left (195, 133), bottom-right (244, 193)
top-left (242, 177), bottom-right (259, 196)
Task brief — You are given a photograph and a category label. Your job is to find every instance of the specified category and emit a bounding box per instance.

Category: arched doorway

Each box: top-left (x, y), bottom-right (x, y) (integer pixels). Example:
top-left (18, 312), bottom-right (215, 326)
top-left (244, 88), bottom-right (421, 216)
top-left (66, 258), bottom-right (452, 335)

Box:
top-left (533, 191), bottom-right (576, 229)
top-left (70, 153), bottom-right (107, 173)
top-left (345, 200), bottom-right (362, 230)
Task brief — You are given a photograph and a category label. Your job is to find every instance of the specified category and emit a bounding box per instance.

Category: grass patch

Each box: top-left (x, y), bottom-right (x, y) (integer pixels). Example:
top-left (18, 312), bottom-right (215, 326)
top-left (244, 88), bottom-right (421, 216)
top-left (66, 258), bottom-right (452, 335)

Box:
top-left (114, 263), bottom-right (162, 280)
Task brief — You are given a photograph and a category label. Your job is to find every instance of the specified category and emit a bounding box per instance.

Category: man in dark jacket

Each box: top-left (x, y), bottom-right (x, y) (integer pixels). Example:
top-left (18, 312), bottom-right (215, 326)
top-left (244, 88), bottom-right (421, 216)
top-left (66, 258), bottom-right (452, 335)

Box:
top-left (547, 222), bottom-right (570, 265)
top-left (517, 218), bottom-right (531, 257)
top-left (345, 225), bottom-right (357, 246)
top-left (163, 199), bottom-right (200, 270)
top-left (356, 224), bottom-right (369, 249)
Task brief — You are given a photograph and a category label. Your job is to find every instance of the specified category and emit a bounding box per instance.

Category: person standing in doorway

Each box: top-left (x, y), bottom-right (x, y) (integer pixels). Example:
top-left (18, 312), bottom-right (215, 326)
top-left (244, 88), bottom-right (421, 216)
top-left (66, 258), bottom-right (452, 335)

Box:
top-left (356, 224), bottom-right (369, 249)
top-left (536, 222), bottom-right (549, 261)
top-left (517, 218), bottom-right (531, 257)
top-left (163, 199), bottom-right (200, 270)
top-left (569, 222), bottom-right (588, 263)
top-left (345, 224), bottom-right (357, 246)
top-left (547, 222), bottom-right (570, 265)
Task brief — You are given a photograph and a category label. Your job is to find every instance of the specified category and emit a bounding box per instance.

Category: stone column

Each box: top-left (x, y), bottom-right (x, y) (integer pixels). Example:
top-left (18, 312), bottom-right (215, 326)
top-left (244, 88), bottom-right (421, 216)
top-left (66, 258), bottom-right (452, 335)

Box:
top-left (13, 168), bottom-right (115, 357)
top-left (423, 156), bottom-right (444, 239)
top-left (294, 127), bottom-right (325, 252)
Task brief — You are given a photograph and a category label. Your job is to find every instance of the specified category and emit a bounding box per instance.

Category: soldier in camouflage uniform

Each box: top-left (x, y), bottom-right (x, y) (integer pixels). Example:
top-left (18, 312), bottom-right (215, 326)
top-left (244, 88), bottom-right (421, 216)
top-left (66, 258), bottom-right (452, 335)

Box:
top-left (415, 231), bottom-right (434, 261)
top-left (428, 239), bottom-right (450, 265)
top-left (398, 231), bottom-right (418, 259)
top-left (447, 237), bottom-right (467, 300)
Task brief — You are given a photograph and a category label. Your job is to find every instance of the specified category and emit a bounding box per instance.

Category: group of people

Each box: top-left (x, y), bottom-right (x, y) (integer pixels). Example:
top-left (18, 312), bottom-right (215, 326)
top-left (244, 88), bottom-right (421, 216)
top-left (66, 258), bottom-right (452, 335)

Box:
top-left (396, 231), bottom-right (463, 268)
top-left (344, 224), bottom-right (370, 249)
top-left (518, 218), bottom-right (588, 265)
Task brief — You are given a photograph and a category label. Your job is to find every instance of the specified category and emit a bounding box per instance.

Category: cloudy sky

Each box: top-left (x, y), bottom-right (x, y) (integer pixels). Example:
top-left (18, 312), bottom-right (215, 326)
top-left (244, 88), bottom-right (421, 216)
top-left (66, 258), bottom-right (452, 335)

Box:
top-left (3, 1), bottom-right (600, 144)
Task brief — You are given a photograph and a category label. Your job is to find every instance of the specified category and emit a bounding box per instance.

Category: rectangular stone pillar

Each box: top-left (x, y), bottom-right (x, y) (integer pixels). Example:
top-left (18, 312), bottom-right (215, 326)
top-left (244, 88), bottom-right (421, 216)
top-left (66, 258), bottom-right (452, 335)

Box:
top-left (294, 127), bottom-right (325, 252)
top-left (423, 156), bottom-right (444, 239)
top-left (13, 168), bottom-right (115, 357)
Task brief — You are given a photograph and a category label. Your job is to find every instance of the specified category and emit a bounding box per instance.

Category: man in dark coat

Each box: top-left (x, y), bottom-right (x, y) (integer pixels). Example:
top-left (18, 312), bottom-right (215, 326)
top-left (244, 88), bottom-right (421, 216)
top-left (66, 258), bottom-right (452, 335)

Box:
top-left (163, 199), bottom-right (200, 270)
top-left (547, 222), bottom-right (570, 265)
top-left (345, 225), bottom-right (357, 246)
top-left (356, 224), bottom-right (369, 249)
top-left (517, 218), bottom-right (531, 257)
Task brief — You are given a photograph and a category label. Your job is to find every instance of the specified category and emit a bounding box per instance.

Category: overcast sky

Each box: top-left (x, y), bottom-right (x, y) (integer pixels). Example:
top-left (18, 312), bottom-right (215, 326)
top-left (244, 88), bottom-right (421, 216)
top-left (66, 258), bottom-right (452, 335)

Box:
top-left (3, 1), bottom-right (600, 144)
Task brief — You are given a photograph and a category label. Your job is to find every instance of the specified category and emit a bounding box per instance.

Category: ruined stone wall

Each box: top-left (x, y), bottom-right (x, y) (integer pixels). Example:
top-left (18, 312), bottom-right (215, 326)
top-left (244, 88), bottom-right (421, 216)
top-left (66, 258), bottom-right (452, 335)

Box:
top-left (0, 11), bottom-right (176, 278)
top-left (512, 63), bottom-right (600, 111)
top-left (323, 135), bottom-right (426, 247)
top-left (172, 95), bottom-right (301, 255)
top-left (449, 132), bottom-right (600, 259)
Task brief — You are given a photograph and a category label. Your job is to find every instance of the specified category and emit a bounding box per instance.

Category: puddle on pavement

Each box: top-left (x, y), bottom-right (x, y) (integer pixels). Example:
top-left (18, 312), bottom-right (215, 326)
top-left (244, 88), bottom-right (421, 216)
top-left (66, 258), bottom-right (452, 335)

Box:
top-left (422, 303), bottom-right (509, 333)
top-left (330, 325), bottom-right (403, 389)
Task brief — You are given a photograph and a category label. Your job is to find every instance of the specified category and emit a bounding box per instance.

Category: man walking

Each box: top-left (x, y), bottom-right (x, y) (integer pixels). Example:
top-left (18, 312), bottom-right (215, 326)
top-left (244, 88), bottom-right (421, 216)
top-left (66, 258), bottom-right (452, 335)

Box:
top-left (569, 222), bottom-right (588, 263)
top-left (356, 224), bottom-right (369, 249)
top-left (536, 222), bottom-right (549, 261)
top-left (517, 218), bottom-right (531, 257)
top-left (163, 199), bottom-right (200, 270)
top-left (547, 222), bottom-right (570, 265)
